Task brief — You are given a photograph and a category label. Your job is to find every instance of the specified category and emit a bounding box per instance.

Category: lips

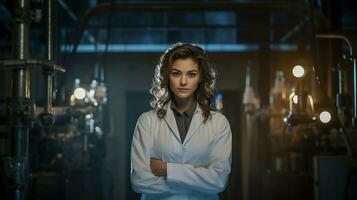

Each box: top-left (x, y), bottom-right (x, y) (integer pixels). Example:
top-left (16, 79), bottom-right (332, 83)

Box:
top-left (178, 88), bottom-right (190, 92)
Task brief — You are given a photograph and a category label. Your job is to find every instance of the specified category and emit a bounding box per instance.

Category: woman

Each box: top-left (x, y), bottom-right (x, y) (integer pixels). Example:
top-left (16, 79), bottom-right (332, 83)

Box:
top-left (130, 43), bottom-right (232, 200)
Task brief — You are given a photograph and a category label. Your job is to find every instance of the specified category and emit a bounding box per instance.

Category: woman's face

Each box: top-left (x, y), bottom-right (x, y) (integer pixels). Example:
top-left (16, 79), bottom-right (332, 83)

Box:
top-left (169, 58), bottom-right (201, 101)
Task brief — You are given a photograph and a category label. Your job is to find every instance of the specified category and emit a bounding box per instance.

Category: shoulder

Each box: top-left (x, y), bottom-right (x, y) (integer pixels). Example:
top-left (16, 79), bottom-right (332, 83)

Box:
top-left (134, 110), bottom-right (158, 136)
top-left (137, 109), bottom-right (157, 123)
top-left (210, 110), bottom-right (229, 123)
top-left (208, 111), bottom-right (231, 132)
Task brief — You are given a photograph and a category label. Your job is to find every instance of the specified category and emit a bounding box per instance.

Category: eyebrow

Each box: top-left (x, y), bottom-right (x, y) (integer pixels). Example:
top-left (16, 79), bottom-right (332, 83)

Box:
top-left (171, 68), bottom-right (199, 73)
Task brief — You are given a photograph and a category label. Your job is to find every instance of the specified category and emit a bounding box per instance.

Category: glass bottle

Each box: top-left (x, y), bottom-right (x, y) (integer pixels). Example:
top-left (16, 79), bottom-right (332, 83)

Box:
top-left (269, 71), bottom-right (288, 135)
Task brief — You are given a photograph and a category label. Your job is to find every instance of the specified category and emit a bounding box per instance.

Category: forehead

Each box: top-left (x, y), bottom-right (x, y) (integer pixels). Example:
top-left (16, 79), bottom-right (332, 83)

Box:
top-left (171, 58), bottom-right (199, 71)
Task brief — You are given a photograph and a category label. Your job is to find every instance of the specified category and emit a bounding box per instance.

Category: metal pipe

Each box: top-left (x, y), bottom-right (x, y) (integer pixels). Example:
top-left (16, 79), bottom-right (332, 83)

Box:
top-left (280, 17), bottom-right (309, 43)
top-left (12, 69), bottom-right (25, 97)
top-left (13, 0), bottom-right (30, 98)
top-left (315, 33), bottom-right (356, 128)
top-left (10, 127), bottom-right (29, 159)
top-left (45, 75), bottom-right (53, 113)
top-left (38, 0), bottom-right (67, 129)
top-left (316, 33), bottom-right (353, 56)
top-left (45, 0), bottom-right (53, 114)
top-left (11, 66), bottom-right (30, 98)
top-left (337, 63), bottom-right (346, 95)
top-left (6, 0), bottom-right (31, 199)
top-left (353, 58), bottom-right (357, 128)
top-left (83, 2), bottom-right (307, 13)
top-left (16, 0), bottom-right (28, 60)
top-left (25, 66), bottom-right (30, 98)
top-left (47, 0), bottom-right (53, 61)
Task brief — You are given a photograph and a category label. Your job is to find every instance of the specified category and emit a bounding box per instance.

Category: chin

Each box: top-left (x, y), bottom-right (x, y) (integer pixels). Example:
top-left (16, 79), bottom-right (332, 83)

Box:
top-left (174, 93), bottom-right (194, 100)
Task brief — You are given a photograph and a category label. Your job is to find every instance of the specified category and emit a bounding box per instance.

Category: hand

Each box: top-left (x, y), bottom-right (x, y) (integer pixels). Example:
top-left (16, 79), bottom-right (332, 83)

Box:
top-left (150, 158), bottom-right (167, 177)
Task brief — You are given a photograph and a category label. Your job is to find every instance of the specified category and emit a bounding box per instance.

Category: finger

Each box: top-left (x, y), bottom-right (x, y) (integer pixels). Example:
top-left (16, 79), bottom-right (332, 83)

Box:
top-left (150, 158), bottom-right (162, 161)
top-left (150, 160), bottom-right (161, 165)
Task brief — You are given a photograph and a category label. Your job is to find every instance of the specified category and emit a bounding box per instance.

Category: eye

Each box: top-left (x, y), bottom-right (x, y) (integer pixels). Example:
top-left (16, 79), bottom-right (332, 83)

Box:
top-left (171, 71), bottom-right (180, 77)
top-left (187, 73), bottom-right (197, 78)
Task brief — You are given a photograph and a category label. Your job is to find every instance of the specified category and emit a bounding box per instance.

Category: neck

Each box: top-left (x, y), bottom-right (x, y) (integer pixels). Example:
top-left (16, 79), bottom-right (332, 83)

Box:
top-left (173, 96), bottom-right (195, 113)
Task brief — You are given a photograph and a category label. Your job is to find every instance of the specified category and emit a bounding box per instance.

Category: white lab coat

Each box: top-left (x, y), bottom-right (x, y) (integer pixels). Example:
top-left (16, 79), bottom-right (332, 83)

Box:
top-left (130, 100), bottom-right (232, 200)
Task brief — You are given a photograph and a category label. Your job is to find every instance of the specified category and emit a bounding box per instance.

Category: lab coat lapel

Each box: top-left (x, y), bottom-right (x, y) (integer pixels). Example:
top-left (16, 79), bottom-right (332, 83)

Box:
top-left (164, 101), bottom-right (182, 143)
top-left (183, 105), bottom-right (204, 145)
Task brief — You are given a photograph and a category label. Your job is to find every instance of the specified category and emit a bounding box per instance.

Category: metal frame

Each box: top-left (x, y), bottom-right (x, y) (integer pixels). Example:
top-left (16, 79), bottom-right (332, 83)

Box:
top-left (0, 0), bottom-right (65, 199)
top-left (69, 1), bottom-right (308, 53)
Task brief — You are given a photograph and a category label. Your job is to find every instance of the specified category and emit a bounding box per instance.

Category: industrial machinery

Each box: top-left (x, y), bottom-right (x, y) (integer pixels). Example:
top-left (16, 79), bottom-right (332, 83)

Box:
top-left (242, 35), bottom-right (357, 200)
top-left (0, 1), bottom-right (108, 199)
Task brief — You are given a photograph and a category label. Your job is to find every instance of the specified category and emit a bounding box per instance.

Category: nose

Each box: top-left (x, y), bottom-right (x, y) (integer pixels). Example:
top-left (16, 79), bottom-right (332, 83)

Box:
top-left (180, 75), bottom-right (188, 86)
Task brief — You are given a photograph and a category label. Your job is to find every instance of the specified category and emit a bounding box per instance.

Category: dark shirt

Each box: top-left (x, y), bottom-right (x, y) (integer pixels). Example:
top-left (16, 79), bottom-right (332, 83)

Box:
top-left (170, 100), bottom-right (197, 143)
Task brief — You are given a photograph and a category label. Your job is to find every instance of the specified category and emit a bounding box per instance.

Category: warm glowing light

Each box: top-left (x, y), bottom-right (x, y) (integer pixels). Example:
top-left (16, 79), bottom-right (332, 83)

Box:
top-left (292, 95), bottom-right (298, 104)
top-left (292, 65), bottom-right (305, 78)
top-left (89, 89), bottom-right (95, 96)
top-left (74, 88), bottom-right (86, 100)
top-left (319, 111), bottom-right (331, 123)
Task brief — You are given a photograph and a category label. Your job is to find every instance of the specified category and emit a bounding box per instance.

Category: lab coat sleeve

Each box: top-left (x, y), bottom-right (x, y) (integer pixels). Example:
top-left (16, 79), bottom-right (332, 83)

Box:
top-left (130, 112), bottom-right (190, 194)
top-left (166, 114), bottom-right (232, 193)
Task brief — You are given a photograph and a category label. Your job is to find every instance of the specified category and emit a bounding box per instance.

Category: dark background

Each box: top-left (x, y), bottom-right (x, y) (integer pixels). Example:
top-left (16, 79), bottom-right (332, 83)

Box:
top-left (0, 0), bottom-right (357, 199)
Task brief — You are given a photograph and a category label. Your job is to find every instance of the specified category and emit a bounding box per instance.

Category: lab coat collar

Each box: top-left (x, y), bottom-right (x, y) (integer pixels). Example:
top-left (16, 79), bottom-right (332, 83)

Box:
top-left (164, 100), bottom-right (204, 145)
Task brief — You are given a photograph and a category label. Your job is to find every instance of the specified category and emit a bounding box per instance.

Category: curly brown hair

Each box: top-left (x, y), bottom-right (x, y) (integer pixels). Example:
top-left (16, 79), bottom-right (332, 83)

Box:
top-left (149, 43), bottom-right (218, 122)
